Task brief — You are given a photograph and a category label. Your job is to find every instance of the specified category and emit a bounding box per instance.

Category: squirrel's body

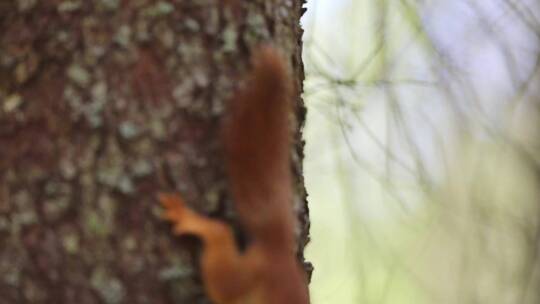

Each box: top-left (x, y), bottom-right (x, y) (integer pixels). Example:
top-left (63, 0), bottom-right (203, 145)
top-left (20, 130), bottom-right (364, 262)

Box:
top-left (159, 47), bottom-right (309, 304)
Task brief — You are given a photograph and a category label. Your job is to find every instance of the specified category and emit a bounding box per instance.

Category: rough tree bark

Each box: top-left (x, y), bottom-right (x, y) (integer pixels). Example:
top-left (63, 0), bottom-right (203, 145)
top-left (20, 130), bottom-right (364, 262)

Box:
top-left (0, 1), bottom-right (309, 303)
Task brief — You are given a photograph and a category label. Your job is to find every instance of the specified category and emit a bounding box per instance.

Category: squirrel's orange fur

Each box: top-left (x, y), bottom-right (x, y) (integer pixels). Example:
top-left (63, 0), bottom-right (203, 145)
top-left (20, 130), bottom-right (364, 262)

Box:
top-left (159, 46), bottom-right (309, 304)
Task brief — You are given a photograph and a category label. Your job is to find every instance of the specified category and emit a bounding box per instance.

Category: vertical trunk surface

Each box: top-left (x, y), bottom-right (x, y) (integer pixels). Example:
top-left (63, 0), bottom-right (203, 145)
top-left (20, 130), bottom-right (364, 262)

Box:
top-left (0, 1), bottom-right (309, 303)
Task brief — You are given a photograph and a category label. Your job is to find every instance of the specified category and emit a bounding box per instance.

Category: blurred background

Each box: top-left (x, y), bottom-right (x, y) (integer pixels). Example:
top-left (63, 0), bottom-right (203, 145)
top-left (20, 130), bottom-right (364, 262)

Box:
top-left (301, 0), bottom-right (540, 303)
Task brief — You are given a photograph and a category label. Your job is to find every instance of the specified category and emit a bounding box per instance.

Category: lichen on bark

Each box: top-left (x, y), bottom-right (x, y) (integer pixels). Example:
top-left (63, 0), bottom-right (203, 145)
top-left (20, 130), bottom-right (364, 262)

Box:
top-left (0, 0), bottom-right (309, 303)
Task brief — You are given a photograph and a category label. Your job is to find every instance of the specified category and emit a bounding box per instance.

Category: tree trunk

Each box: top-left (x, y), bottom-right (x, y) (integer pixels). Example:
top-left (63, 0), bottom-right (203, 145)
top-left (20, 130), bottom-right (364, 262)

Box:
top-left (0, 1), bottom-right (309, 303)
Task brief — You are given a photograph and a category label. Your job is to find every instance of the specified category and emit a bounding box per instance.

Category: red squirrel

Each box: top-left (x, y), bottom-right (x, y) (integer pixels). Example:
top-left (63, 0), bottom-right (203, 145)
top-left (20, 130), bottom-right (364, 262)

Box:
top-left (158, 46), bottom-right (309, 304)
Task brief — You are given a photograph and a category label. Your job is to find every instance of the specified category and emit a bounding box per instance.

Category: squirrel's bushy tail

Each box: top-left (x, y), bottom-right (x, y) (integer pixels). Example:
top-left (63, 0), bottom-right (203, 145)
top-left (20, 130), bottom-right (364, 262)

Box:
top-left (223, 47), bottom-right (296, 250)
